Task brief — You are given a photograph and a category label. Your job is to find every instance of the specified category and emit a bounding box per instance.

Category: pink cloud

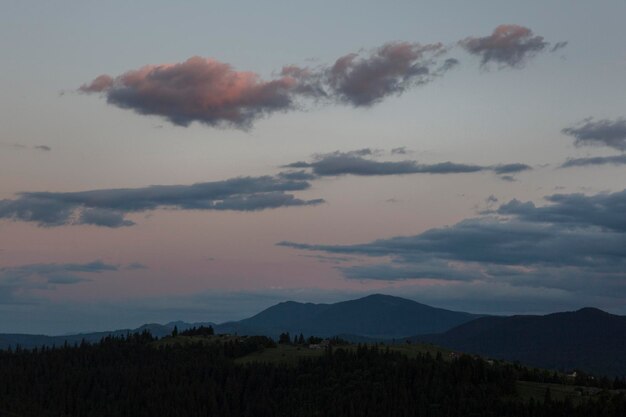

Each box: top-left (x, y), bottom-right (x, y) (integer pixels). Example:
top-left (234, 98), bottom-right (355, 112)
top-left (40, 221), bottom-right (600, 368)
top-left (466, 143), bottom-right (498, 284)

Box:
top-left (80, 56), bottom-right (300, 128)
top-left (79, 74), bottom-right (114, 92)
top-left (79, 25), bottom-right (559, 128)
top-left (459, 24), bottom-right (550, 68)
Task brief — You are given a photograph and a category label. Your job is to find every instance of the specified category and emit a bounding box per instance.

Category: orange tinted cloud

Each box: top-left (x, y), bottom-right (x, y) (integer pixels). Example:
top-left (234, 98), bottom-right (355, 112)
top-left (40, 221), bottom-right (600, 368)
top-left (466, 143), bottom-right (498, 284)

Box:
top-left (80, 57), bottom-right (300, 128)
top-left (459, 24), bottom-right (552, 68)
top-left (80, 26), bottom-right (559, 128)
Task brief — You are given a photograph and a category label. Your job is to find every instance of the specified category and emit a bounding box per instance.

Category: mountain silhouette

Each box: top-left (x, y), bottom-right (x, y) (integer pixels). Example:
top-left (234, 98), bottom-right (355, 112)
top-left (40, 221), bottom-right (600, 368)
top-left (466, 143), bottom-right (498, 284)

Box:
top-left (5, 296), bottom-right (626, 377)
top-left (418, 307), bottom-right (626, 376)
top-left (229, 294), bottom-right (481, 338)
top-left (0, 294), bottom-right (478, 348)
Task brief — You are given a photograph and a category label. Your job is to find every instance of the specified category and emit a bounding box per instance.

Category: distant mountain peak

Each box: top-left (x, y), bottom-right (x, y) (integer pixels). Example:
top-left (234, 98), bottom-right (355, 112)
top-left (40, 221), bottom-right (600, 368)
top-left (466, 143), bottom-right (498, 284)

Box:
top-left (236, 293), bottom-right (480, 339)
top-left (574, 307), bottom-right (610, 316)
top-left (362, 293), bottom-right (394, 298)
top-left (359, 293), bottom-right (411, 302)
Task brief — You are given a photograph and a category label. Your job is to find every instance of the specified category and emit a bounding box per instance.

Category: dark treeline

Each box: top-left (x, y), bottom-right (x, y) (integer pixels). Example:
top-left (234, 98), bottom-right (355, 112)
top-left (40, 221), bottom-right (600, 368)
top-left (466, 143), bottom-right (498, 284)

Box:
top-left (277, 332), bottom-right (348, 346)
top-left (179, 325), bottom-right (215, 337)
top-left (513, 364), bottom-right (626, 390)
top-left (0, 333), bottom-right (625, 417)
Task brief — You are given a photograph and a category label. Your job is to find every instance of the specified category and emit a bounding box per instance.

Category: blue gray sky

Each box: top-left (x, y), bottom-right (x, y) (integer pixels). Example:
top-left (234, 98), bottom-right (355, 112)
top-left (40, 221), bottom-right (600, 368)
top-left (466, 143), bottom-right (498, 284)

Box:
top-left (1, 0), bottom-right (626, 334)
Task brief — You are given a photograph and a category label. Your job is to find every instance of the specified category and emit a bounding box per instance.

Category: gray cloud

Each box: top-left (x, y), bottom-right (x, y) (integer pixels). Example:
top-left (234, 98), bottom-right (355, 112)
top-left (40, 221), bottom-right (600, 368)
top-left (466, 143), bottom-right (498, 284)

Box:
top-left (284, 150), bottom-right (531, 178)
top-left (80, 25), bottom-right (556, 128)
top-left (550, 41), bottom-right (568, 52)
top-left (459, 24), bottom-right (553, 68)
top-left (340, 261), bottom-right (482, 282)
top-left (79, 208), bottom-right (136, 228)
top-left (0, 261), bottom-right (119, 304)
top-left (391, 147), bottom-right (409, 155)
top-left (280, 218), bottom-right (622, 267)
top-left (497, 189), bottom-right (626, 232)
top-left (492, 163), bottom-right (532, 174)
top-left (562, 118), bottom-right (626, 150)
top-left (561, 154), bottom-right (626, 168)
top-left (277, 170), bottom-right (319, 181)
top-left (1, 143), bottom-right (52, 152)
top-left (278, 189), bottom-right (626, 297)
top-left (323, 42), bottom-right (453, 106)
top-left (0, 176), bottom-right (323, 228)
top-left (1, 143), bottom-right (28, 150)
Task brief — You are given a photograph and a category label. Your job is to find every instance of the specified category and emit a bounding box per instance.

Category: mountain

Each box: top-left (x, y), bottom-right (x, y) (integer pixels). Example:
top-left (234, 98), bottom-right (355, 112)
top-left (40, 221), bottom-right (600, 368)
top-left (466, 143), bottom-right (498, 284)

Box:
top-left (418, 307), bottom-right (626, 377)
top-left (0, 294), bottom-right (479, 348)
top-left (229, 294), bottom-right (481, 339)
top-left (4, 298), bottom-right (626, 377)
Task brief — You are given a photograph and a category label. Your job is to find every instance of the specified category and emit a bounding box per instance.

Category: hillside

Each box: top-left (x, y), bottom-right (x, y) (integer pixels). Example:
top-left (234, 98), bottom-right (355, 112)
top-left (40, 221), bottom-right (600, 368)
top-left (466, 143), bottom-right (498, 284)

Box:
top-left (1, 332), bottom-right (625, 416)
top-left (419, 307), bottom-right (626, 377)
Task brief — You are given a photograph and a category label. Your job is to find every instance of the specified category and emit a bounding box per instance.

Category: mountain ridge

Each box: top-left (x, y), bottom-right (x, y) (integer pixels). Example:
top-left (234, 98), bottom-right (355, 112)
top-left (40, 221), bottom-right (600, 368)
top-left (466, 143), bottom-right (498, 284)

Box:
top-left (3, 295), bottom-right (626, 377)
top-left (416, 307), bottom-right (626, 377)
top-left (233, 293), bottom-right (481, 338)
top-left (0, 294), bottom-right (478, 348)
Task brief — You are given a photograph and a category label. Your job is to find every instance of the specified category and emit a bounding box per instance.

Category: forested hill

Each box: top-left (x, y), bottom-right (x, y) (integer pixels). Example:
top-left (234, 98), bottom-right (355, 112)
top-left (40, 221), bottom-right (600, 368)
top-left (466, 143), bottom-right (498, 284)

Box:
top-left (0, 322), bottom-right (212, 350)
top-left (1, 333), bottom-right (625, 417)
top-left (418, 307), bottom-right (626, 377)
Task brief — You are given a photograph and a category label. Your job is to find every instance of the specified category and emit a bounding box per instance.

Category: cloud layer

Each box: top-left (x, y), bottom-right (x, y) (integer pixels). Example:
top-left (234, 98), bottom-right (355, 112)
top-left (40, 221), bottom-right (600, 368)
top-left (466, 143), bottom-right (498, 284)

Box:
top-left (497, 190), bottom-right (626, 232)
top-left (279, 189), bottom-right (626, 298)
top-left (0, 176), bottom-right (323, 228)
top-left (562, 118), bottom-right (626, 151)
top-left (1, 143), bottom-right (52, 152)
top-left (459, 24), bottom-right (551, 68)
top-left (561, 154), bottom-right (626, 168)
top-left (284, 150), bottom-right (531, 179)
top-left (80, 25), bottom-right (559, 128)
top-left (0, 261), bottom-right (119, 303)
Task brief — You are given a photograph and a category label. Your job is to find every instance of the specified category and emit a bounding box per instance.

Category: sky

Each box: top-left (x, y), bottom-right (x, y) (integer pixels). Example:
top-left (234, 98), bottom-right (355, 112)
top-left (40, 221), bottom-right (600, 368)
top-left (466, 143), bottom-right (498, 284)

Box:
top-left (1, 0), bottom-right (626, 334)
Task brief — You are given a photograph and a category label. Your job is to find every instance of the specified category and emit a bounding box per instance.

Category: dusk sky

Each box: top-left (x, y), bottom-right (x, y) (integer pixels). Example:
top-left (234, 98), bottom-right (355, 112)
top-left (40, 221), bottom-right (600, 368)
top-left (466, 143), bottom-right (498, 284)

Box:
top-left (2, 1), bottom-right (626, 334)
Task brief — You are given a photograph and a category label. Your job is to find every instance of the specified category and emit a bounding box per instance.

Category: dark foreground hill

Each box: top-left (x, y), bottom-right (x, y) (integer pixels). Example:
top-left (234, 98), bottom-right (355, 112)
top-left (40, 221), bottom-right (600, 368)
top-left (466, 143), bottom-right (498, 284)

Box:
top-left (2, 333), bottom-right (625, 417)
top-left (418, 307), bottom-right (626, 377)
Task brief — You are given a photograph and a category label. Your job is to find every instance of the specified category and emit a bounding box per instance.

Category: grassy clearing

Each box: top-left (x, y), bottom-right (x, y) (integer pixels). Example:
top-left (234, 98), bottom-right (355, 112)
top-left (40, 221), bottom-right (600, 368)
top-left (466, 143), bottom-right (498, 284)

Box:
top-left (235, 344), bottom-right (326, 365)
top-left (516, 380), bottom-right (611, 404)
top-left (152, 334), bottom-right (241, 348)
top-left (153, 335), bottom-right (456, 365)
top-left (152, 334), bottom-right (623, 406)
top-left (236, 342), bottom-right (453, 365)
top-left (386, 342), bottom-right (453, 360)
